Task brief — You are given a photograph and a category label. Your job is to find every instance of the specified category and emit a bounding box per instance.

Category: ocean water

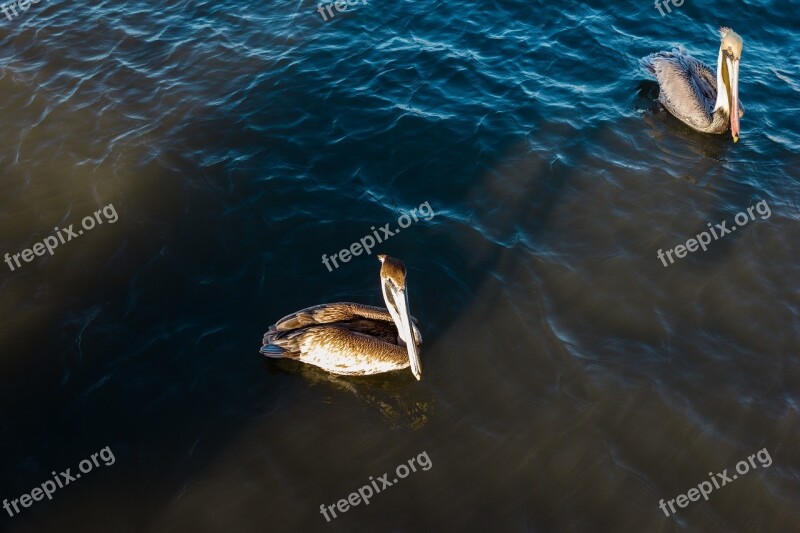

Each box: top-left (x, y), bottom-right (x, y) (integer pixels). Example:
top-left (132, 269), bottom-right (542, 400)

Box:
top-left (1, 0), bottom-right (799, 531)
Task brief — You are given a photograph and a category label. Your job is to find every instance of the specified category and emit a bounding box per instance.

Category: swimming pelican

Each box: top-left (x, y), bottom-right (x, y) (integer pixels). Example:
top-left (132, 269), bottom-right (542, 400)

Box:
top-left (261, 255), bottom-right (423, 380)
top-left (641, 27), bottom-right (744, 141)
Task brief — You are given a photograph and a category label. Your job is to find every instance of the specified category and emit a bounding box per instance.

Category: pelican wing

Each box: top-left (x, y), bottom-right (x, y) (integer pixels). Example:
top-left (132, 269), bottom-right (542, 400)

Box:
top-left (268, 302), bottom-right (422, 344)
top-left (272, 302), bottom-right (395, 331)
top-left (642, 48), bottom-right (718, 131)
top-left (264, 326), bottom-right (410, 376)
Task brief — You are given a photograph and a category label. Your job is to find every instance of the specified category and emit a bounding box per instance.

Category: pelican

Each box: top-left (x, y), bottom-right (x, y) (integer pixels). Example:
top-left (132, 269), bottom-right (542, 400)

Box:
top-left (261, 255), bottom-right (423, 380)
top-left (641, 27), bottom-right (744, 141)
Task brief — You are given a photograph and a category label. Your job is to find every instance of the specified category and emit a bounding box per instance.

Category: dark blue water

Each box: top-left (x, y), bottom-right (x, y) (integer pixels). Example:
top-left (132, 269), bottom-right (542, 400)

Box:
top-left (1, 0), bottom-right (799, 531)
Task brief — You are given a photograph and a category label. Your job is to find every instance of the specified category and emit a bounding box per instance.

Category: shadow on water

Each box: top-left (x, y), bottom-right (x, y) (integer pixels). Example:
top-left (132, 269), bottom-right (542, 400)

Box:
top-left (0, 93), bottom-right (539, 529)
top-left (0, 104), bottom-right (294, 531)
top-left (265, 360), bottom-right (433, 430)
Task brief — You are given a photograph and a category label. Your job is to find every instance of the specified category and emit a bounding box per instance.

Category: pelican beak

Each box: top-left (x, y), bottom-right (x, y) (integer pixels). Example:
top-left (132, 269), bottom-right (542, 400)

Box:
top-left (726, 55), bottom-right (740, 142)
top-left (390, 284), bottom-right (422, 381)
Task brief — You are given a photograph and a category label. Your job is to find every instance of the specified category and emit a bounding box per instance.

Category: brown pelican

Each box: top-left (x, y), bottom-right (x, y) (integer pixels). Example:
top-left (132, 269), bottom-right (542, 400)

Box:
top-left (261, 255), bottom-right (423, 380)
top-left (641, 27), bottom-right (744, 141)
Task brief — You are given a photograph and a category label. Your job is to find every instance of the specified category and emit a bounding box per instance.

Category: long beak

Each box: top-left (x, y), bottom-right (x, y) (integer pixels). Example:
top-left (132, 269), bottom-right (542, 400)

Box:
top-left (726, 56), bottom-right (740, 142)
top-left (392, 286), bottom-right (422, 380)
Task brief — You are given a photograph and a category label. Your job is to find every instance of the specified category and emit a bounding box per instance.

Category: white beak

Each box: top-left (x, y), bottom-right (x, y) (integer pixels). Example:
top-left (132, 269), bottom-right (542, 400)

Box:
top-left (389, 285), bottom-right (422, 380)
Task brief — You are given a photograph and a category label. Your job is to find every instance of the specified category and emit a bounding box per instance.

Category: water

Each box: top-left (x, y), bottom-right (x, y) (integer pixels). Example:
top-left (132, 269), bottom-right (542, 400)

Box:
top-left (1, 0), bottom-right (799, 531)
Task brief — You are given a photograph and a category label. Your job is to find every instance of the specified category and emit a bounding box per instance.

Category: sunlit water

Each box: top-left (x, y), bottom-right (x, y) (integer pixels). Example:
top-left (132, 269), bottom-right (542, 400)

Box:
top-left (1, 0), bottom-right (799, 531)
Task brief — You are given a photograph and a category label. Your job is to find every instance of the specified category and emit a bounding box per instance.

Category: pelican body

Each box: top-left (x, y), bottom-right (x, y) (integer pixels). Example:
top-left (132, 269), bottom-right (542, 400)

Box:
top-left (261, 255), bottom-right (423, 380)
top-left (641, 27), bottom-right (744, 141)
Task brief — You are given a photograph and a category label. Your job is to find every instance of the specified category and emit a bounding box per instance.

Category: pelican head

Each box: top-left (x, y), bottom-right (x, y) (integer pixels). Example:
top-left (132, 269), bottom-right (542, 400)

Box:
top-left (377, 254), bottom-right (422, 380)
top-left (718, 27), bottom-right (743, 142)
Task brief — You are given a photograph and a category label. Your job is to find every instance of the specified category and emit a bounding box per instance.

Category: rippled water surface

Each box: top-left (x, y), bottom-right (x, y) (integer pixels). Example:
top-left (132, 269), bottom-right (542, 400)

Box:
top-left (1, 0), bottom-right (799, 531)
